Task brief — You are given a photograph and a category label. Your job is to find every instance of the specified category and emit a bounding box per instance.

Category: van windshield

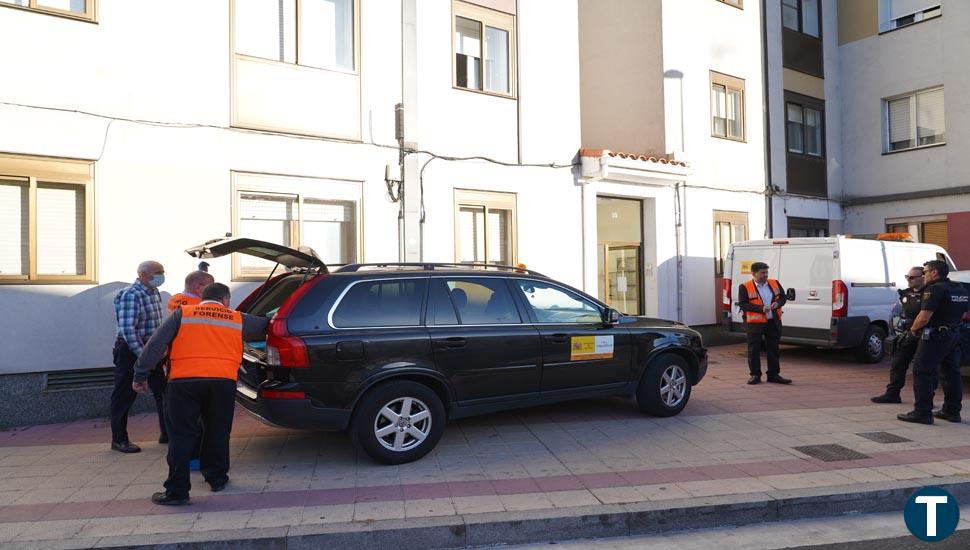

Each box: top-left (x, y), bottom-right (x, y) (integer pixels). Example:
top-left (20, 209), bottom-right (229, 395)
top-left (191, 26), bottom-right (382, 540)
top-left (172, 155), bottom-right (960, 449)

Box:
top-left (244, 275), bottom-right (307, 317)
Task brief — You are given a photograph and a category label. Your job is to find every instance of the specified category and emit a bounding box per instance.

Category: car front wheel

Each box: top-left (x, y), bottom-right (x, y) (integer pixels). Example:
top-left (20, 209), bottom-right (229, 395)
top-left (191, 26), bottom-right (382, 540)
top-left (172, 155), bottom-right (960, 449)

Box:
top-left (351, 380), bottom-right (445, 465)
top-left (636, 354), bottom-right (692, 417)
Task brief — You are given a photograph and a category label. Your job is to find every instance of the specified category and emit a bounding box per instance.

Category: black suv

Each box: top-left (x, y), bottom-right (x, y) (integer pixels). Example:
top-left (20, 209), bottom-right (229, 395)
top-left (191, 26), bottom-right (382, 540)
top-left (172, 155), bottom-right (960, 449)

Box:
top-left (188, 238), bottom-right (708, 464)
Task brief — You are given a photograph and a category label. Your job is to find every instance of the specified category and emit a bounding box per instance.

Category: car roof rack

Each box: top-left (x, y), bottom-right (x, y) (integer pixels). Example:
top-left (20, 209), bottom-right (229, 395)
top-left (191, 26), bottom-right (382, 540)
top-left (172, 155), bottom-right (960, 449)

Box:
top-left (334, 262), bottom-right (546, 277)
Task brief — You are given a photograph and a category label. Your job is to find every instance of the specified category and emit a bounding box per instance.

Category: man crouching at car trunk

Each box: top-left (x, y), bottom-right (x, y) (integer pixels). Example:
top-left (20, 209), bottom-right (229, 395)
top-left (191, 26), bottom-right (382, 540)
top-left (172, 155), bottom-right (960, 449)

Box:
top-left (738, 262), bottom-right (791, 385)
top-left (132, 283), bottom-right (269, 505)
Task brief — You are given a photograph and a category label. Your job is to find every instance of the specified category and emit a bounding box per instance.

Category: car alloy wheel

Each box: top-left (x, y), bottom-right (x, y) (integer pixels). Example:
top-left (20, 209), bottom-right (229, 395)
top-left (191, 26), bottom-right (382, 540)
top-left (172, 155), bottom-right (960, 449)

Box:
top-left (373, 396), bottom-right (432, 452)
top-left (660, 364), bottom-right (687, 407)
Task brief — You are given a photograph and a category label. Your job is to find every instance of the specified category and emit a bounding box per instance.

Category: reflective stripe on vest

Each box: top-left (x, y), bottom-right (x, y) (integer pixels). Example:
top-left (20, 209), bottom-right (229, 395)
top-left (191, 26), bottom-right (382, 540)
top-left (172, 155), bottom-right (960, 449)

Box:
top-left (743, 279), bottom-right (783, 324)
top-left (169, 304), bottom-right (243, 380)
top-left (167, 293), bottom-right (201, 312)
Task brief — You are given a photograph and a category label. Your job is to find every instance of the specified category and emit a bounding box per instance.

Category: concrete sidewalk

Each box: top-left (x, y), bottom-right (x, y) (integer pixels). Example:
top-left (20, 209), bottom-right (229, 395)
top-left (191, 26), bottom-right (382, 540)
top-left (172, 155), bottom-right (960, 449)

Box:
top-left (2, 344), bottom-right (969, 548)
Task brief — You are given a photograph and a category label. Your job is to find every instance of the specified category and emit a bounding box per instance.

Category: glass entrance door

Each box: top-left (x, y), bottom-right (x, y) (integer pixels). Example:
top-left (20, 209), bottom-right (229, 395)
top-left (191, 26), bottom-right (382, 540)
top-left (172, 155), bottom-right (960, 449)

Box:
top-left (601, 244), bottom-right (641, 315)
top-left (596, 196), bottom-right (644, 315)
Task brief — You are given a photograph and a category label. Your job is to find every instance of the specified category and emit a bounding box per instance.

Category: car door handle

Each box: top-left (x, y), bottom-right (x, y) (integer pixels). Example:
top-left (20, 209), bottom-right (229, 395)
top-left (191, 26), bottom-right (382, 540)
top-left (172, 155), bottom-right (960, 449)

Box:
top-left (544, 334), bottom-right (569, 344)
top-left (436, 337), bottom-right (467, 349)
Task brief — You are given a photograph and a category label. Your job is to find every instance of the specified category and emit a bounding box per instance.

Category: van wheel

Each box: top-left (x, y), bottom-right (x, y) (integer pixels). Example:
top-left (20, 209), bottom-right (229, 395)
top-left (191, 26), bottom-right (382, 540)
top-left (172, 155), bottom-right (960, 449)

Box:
top-left (351, 381), bottom-right (445, 465)
top-left (636, 354), bottom-right (692, 417)
top-left (855, 325), bottom-right (887, 363)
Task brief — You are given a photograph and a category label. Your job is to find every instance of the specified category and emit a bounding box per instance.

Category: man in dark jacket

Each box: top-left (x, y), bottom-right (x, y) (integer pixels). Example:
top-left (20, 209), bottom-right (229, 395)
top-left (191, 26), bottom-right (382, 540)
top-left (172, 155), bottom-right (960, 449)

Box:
top-left (872, 266), bottom-right (925, 403)
top-left (738, 262), bottom-right (791, 385)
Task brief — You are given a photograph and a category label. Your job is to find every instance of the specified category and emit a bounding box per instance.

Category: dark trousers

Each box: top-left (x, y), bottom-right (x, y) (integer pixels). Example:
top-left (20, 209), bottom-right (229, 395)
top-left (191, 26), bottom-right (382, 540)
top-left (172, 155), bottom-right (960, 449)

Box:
top-left (110, 338), bottom-right (167, 444)
top-left (885, 335), bottom-right (919, 395)
top-left (163, 378), bottom-right (236, 499)
top-left (912, 331), bottom-right (963, 415)
top-left (746, 320), bottom-right (782, 376)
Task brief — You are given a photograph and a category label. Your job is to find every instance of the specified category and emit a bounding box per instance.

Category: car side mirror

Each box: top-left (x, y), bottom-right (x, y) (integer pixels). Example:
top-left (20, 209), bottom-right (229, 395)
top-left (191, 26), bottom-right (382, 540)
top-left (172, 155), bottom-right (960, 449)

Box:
top-left (786, 288), bottom-right (796, 301)
top-left (604, 308), bottom-right (621, 325)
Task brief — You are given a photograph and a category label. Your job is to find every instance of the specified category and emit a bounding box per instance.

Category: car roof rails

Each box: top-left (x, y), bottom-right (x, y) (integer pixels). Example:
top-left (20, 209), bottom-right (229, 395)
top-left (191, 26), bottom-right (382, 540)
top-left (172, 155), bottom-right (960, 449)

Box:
top-left (334, 262), bottom-right (546, 277)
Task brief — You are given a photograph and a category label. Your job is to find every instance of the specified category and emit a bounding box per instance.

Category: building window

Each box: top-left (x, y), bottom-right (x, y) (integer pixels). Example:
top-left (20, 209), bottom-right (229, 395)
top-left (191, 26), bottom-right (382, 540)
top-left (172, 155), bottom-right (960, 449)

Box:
top-left (711, 72), bottom-right (745, 141)
top-left (0, 0), bottom-right (95, 21)
top-left (0, 154), bottom-right (94, 284)
top-left (715, 0), bottom-right (743, 8)
top-left (714, 211), bottom-right (748, 277)
top-left (455, 190), bottom-right (516, 266)
top-left (782, 0), bottom-right (819, 37)
top-left (453, 0), bottom-right (515, 97)
top-left (232, 172), bottom-right (360, 280)
top-left (788, 217), bottom-right (829, 237)
top-left (786, 102), bottom-right (824, 157)
top-left (887, 219), bottom-right (948, 250)
top-left (886, 88), bottom-right (945, 152)
top-left (880, 1), bottom-right (941, 32)
top-left (234, 0), bottom-right (356, 72)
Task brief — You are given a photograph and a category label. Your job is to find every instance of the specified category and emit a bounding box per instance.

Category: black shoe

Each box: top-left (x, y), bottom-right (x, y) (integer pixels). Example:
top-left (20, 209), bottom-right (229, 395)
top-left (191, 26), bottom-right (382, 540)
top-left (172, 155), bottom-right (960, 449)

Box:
top-left (897, 410), bottom-right (934, 425)
top-left (158, 435), bottom-right (169, 444)
top-left (871, 393), bottom-right (902, 404)
top-left (747, 375), bottom-right (761, 385)
top-left (767, 375), bottom-right (792, 385)
top-left (110, 441), bottom-right (142, 454)
top-left (933, 410), bottom-right (962, 423)
top-left (209, 481), bottom-right (227, 493)
top-left (151, 492), bottom-right (189, 506)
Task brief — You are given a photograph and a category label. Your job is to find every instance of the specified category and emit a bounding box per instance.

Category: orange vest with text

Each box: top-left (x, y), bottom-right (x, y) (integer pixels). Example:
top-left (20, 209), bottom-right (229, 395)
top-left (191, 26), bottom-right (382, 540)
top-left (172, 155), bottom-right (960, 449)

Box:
top-left (742, 279), bottom-right (784, 324)
top-left (169, 303), bottom-right (243, 380)
top-left (168, 293), bottom-right (202, 312)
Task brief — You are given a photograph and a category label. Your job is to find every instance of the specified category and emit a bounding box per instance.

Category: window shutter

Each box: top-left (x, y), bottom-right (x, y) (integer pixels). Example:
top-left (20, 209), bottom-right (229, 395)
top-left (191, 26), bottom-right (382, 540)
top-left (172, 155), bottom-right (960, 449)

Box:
top-left (238, 193), bottom-right (297, 273)
top-left (303, 199), bottom-right (355, 265)
top-left (921, 221), bottom-right (948, 251)
top-left (0, 180), bottom-right (29, 276)
top-left (36, 183), bottom-right (85, 276)
top-left (888, 97), bottom-right (913, 149)
top-left (890, 0), bottom-right (940, 19)
top-left (486, 209), bottom-right (510, 265)
top-left (458, 206), bottom-right (485, 263)
top-left (916, 88), bottom-right (945, 145)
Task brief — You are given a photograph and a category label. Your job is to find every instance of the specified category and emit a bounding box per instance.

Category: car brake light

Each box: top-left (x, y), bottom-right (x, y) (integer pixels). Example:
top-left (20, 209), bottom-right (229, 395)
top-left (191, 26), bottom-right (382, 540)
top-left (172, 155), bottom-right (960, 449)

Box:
top-left (832, 280), bottom-right (848, 318)
top-left (260, 389), bottom-right (306, 400)
top-left (722, 278), bottom-right (732, 310)
top-left (265, 273), bottom-right (326, 369)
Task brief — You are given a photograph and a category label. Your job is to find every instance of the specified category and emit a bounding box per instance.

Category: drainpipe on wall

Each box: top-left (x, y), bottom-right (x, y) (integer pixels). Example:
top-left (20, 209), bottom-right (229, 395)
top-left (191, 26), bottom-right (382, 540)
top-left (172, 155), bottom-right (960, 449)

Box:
top-left (674, 181), bottom-right (685, 323)
top-left (760, 0), bottom-right (774, 238)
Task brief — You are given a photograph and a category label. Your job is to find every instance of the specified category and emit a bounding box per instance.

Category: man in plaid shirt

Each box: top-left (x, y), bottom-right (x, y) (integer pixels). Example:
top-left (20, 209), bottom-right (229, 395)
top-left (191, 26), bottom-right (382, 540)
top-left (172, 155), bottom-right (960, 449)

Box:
top-left (111, 260), bottom-right (168, 453)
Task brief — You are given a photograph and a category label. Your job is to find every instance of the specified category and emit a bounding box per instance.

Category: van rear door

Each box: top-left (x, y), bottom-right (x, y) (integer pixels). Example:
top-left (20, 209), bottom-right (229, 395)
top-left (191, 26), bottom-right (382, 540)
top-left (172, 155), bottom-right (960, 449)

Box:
top-left (776, 243), bottom-right (833, 340)
top-left (729, 243), bottom-right (781, 325)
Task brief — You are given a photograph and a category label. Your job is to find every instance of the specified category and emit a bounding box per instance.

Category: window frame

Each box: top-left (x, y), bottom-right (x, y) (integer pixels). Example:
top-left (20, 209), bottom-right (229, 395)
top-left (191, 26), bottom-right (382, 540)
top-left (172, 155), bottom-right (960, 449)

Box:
top-left (451, 0), bottom-right (517, 99)
top-left (454, 189), bottom-right (517, 267)
top-left (710, 71), bottom-right (746, 142)
top-left (883, 87), bottom-right (946, 154)
top-left (230, 0), bottom-right (361, 75)
top-left (0, 0), bottom-right (96, 23)
top-left (0, 153), bottom-right (95, 285)
top-left (879, 1), bottom-right (941, 33)
top-left (231, 171), bottom-right (363, 282)
top-left (785, 99), bottom-right (825, 158)
top-left (713, 211), bottom-right (748, 278)
top-left (787, 216), bottom-right (830, 238)
top-left (782, 0), bottom-right (821, 38)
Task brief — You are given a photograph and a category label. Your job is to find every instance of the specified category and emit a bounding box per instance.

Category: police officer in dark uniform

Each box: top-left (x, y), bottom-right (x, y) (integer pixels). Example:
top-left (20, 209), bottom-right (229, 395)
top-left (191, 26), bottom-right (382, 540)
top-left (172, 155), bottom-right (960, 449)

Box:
top-left (871, 266), bottom-right (925, 403)
top-left (897, 260), bottom-right (969, 424)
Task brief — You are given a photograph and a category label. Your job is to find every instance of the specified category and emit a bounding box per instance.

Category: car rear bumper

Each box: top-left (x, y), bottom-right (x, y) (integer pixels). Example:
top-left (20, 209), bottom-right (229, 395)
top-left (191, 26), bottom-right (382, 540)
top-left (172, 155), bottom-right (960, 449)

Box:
top-left (235, 380), bottom-right (351, 431)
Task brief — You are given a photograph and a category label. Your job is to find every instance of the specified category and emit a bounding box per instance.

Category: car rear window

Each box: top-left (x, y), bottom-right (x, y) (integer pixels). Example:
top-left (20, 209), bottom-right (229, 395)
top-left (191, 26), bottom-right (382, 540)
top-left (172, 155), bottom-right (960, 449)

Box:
top-left (332, 279), bottom-right (426, 328)
top-left (244, 275), bottom-right (307, 317)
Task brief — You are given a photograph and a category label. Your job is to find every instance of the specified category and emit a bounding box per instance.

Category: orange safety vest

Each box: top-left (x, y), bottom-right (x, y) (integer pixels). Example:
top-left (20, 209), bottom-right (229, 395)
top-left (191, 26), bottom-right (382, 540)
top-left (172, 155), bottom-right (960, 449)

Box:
top-left (169, 302), bottom-right (243, 381)
top-left (167, 293), bottom-right (202, 312)
top-left (742, 279), bottom-right (784, 324)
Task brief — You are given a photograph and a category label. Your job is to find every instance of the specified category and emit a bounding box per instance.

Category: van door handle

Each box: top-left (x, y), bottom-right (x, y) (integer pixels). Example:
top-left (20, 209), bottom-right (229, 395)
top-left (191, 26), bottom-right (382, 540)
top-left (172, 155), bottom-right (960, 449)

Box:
top-left (545, 334), bottom-right (569, 344)
top-left (336, 341), bottom-right (364, 360)
top-left (436, 337), bottom-right (467, 349)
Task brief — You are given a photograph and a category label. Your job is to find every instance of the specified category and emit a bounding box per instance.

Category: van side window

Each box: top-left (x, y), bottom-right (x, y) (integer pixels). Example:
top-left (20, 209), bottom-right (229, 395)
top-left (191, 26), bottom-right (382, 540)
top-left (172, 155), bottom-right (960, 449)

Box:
top-left (442, 278), bottom-right (521, 325)
top-left (332, 279), bottom-right (427, 328)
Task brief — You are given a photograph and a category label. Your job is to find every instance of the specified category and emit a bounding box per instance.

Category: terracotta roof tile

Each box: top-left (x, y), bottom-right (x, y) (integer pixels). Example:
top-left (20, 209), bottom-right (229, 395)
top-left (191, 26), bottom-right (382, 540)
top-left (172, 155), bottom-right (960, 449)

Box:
top-left (579, 148), bottom-right (688, 168)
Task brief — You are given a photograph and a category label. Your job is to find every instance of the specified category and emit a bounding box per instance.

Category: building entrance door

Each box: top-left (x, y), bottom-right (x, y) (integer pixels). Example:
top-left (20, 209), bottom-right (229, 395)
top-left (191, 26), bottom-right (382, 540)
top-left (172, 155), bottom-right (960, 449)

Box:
top-left (597, 197), bottom-right (644, 315)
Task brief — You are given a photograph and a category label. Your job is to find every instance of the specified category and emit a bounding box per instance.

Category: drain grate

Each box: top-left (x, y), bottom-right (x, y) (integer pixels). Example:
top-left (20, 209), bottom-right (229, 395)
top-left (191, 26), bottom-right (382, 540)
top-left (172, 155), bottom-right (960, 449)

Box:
top-left (856, 432), bottom-right (912, 444)
top-left (792, 444), bottom-right (871, 462)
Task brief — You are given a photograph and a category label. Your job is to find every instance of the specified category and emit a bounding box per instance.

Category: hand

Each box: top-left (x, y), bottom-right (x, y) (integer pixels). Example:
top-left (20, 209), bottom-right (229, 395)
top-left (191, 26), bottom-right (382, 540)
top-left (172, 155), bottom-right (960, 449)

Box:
top-left (762, 305), bottom-right (771, 313)
top-left (132, 380), bottom-right (149, 394)
top-left (910, 328), bottom-right (919, 338)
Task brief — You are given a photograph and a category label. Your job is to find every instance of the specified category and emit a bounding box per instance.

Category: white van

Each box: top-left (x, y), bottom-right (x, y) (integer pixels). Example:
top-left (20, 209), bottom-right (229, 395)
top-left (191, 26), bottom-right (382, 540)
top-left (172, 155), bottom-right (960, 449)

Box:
top-left (722, 236), bottom-right (955, 363)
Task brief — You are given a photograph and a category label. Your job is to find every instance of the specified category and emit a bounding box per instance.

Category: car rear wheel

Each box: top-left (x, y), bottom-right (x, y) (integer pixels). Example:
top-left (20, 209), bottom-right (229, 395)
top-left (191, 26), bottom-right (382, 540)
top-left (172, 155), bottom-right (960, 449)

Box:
top-left (855, 325), bottom-right (887, 364)
top-left (351, 380), bottom-right (445, 465)
top-left (636, 354), bottom-right (691, 417)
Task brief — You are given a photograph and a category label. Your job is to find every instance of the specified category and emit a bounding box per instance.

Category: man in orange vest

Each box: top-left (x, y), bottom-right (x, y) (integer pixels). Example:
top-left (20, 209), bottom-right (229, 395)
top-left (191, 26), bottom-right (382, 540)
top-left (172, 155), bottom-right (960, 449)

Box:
top-left (737, 262), bottom-right (792, 385)
top-left (132, 283), bottom-right (269, 505)
top-left (167, 270), bottom-right (214, 312)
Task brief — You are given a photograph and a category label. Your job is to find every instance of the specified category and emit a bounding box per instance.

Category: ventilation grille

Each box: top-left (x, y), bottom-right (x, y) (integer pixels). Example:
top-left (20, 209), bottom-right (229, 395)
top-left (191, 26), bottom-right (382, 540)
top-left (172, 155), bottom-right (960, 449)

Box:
top-left (792, 444), bottom-right (871, 462)
top-left (856, 432), bottom-right (912, 444)
top-left (44, 368), bottom-right (114, 392)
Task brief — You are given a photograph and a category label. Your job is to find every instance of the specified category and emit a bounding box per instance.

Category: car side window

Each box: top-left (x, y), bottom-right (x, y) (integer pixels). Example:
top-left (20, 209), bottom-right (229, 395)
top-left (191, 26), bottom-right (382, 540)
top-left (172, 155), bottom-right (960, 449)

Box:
top-left (514, 280), bottom-right (603, 324)
top-left (428, 279), bottom-right (459, 325)
top-left (332, 279), bottom-right (427, 328)
top-left (443, 278), bottom-right (521, 325)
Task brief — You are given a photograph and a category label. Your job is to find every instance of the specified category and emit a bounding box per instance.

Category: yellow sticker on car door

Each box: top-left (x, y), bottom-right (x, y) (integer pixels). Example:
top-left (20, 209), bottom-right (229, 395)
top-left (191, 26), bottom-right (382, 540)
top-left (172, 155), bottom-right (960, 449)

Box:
top-left (570, 335), bottom-right (614, 361)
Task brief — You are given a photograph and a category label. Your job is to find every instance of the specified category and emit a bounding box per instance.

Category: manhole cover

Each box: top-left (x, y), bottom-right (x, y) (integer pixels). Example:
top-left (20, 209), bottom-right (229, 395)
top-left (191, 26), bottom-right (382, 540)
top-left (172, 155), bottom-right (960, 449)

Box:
top-left (856, 432), bottom-right (912, 444)
top-left (792, 444), bottom-right (871, 462)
